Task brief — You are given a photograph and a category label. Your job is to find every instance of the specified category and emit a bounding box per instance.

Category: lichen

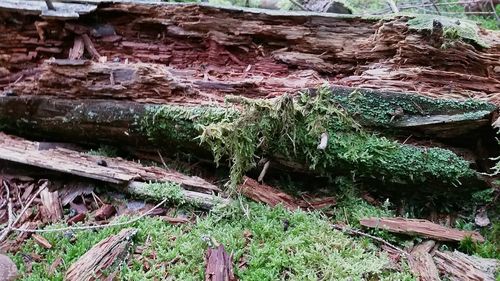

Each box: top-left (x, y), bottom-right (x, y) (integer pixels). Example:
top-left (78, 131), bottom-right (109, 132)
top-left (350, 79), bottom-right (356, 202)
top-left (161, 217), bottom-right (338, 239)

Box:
top-left (407, 14), bottom-right (488, 48)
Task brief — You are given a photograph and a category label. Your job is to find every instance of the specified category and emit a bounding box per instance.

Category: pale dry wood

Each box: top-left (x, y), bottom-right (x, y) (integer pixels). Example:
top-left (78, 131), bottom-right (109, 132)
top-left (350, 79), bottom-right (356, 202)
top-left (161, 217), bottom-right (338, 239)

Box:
top-left (39, 187), bottom-right (63, 223)
top-left (433, 250), bottom-right (498, 281)
top-left (360, 217), bottom-right (485, 242)
top-left (0, 132), bottom-right (220, 193)
top-left (0, 254), bottom-right (17, 281)
top-left (65, 228), bottom-right (136, 281)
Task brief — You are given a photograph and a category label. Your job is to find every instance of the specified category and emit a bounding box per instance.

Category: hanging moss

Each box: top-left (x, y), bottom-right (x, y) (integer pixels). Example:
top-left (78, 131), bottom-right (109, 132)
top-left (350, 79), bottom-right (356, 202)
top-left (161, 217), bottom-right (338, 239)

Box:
top-left (138, 87), bottom-right (479, 190)
top-left (199, 87), bottom-right (476, 188)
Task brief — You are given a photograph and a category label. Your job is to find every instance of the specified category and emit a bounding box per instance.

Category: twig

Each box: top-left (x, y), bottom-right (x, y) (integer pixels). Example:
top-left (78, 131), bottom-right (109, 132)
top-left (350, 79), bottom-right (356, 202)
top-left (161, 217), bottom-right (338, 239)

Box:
top-left (490, 0), bottom-right (500, 25)
top-left (257, 160), bottom-right (270, 182)
top-left (11, 198), bottom-right (169, 233)
top-left (0, 181), bottom-right (14, 242)
top-left (332, 224), bottom-right (408, 257)
top-left (429, 0), bottom-right (441, 15)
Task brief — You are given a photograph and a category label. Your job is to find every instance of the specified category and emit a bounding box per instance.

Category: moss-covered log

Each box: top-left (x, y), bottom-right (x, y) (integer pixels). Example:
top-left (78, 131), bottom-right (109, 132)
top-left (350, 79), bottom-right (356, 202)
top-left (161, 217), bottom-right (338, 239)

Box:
top-left (0, 91), bottom-right (493, 192)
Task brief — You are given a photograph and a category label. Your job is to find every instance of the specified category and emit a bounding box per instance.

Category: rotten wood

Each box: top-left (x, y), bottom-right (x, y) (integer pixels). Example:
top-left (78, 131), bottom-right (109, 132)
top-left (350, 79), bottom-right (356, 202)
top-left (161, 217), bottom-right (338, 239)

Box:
top-left (238, 177), bottom-right (335, 211)
top-left (205, 244), bottom-right (237, 281)
top-left (0, 254), bottom-right (17, 281)
top-left (65, 228), bottom-right (136, 281)
top-left (39, 186), bottom-right (63, 223)
top-left (94, 204), bottom-right (116, 221)
top-left (161, 216), bottom-right (190, 224)
top-left (408, 240), bottom-right (440, 281)
top-left (0, 132), bottom-right (220, 194)
top-left (0, 2), bottom-right (498, 104)
top-left (360, 217), bottom-right (485, 242)
top-left (433, 250), bottom-right (498, 281)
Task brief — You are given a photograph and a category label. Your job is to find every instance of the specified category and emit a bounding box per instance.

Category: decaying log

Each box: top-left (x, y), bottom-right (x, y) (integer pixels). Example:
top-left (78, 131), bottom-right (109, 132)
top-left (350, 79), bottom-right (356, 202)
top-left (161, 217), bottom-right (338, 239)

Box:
top-left (39, 187), bottom-right (63, 223)
top-left (205, 244), bottom-right (237, 281)
top-left (360, 217), bottom-right (485, 242)
top-left (408, 240), bottom-right (440, 281)
top-left (0, 2), bottom-right (498, 103)
top-left (433, 250), bottom-right (498, 281)
top-left (0, 0), bottom-right (97, 19)
top-left (0, 132), bottom-right (219, 193)
top-left (0, 132), bottom-right (229, 208)
top-left (65, 228), bottom-right (136, 281)
top-left (238, 177), bottom-right (335, 211)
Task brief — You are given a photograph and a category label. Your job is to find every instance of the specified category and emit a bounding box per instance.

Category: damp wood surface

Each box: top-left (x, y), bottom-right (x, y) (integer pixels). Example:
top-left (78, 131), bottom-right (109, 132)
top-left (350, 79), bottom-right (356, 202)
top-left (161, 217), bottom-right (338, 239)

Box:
top-left (0, 1), bottom-right (498, 105)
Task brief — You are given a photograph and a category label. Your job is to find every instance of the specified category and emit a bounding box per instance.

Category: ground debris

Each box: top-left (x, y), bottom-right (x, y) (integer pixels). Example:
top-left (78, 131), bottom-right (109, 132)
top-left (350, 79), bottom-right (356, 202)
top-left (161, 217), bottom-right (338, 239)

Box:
top-left (360, 217), bottom-right (485, 242)
top-left (433, 250), bottom-right (498, 281)
top-left (238, 177), bottom-right (335, 211)
top-left (65, 228), bottom-right (137, 281)
top-left (408, 240), bottom-right (440, 281)
top-left (205, 244), bottom-right (237, 281)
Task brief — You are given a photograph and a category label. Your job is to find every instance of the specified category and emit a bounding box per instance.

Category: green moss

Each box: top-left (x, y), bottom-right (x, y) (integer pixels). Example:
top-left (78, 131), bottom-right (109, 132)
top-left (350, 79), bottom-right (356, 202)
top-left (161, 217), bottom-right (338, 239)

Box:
top-left (328, 87), bottom-right (495, 127)
top-left (407, 14), bottom-right (489, 48)
top-left (198, 87), bottom-right (476, 188)
top-left (11, 201), bottom-right (415, 280)
top-left (128, 181), bottom-right (187, 205)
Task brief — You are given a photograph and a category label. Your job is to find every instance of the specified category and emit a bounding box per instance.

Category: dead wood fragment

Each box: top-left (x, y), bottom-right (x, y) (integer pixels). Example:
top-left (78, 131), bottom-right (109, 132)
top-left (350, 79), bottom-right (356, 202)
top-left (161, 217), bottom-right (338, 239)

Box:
top-left (408, 240), bottom-right (440, 281)
top-left (67, 213), bottom-right (86, 225)
top-left (433, 250), bottom-right (498, 281)
top-left (94, 204), bottom-right (116, 221)
top-left (0, 132), bottom-right (220, 194)
top-left (68, 36), bottom-right (84, 60)
top-left (360, 217), bottom-right (485, 242)
top-left (161, 216), bottom-right (190, 224)
top-left (205, 244), bottom-right (237, 281)
top-left (65, 228), bottom-right (136, 281)
top-left (39, 187), bottom-right (63, 223)
top-left (32, 234), bottom-right (52, 249)
top-left (0, 254), bottom-right (17, 281)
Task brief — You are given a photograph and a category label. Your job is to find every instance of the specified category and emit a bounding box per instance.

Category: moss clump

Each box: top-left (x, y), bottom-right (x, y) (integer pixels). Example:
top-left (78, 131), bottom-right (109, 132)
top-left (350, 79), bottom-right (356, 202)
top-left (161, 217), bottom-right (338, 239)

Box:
top-left (139, 104), bottom-right (238, 146)
top-left (199, 86), bottom-right (475, 188)
top-left (407, 14), bottom-right (488, 48)
top-left (128, 181), bottom-right (187, 204)
top-left (328, 87), bottom-right (495, 127)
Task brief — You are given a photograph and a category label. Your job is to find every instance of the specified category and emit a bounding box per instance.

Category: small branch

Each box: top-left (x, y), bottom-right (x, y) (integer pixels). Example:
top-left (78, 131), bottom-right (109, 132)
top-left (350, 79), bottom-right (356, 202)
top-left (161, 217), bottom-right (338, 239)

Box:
top-left (257, 160), bottom-right (270, 182)
top-left (386, 0), bottom-right (400, 13)
top-left (0, 181), bottom-right (14, 242)
top-left (288, 0), bottom-right (310, 11)
top-left (332, 224), bottom-right (408, 257)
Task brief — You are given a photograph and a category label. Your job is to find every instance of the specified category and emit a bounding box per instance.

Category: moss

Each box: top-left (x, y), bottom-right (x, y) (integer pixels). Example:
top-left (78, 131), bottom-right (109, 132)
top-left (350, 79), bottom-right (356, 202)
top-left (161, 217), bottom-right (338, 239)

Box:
top-left (327, 87), bottom-right (495, 127)
top-left (407, 14), bottom-right (489, 48)
top-left (199, 86), bottom-right (476, 188)
top-left (127, 181), bottom-right (188, 205)
top-left (11, 201), bottom-right (415, 280)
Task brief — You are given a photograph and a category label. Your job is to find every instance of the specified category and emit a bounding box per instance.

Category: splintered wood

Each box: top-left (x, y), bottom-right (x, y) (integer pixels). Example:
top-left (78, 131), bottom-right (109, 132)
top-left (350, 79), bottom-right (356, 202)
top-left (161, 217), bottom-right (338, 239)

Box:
top-left (65, 228), bottom-right (136, 281)
top-left (434, 250), bottom-right (498, 281)
top-left (0, 132), bottom-right (219, 193)
top-left (205, 245), bottom-right (237, 281)
top-left (408, 241), bottom-right (440, 281)
top-left (360, 217), bottom-right (485, 242)
top-left (238, 177), bottom-right (336, 211)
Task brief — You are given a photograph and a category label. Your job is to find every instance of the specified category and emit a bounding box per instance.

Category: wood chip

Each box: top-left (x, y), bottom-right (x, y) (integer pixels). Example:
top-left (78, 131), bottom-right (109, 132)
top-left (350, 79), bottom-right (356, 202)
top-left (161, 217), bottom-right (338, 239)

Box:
top-left (360, 217), bottom-right (485, 242)
top-left (39, 187), bottom-right (63, 223)
top-left (161, 216), bottom-right (190, 224)
top-left (205, 244), bottom-right (237, 281)
top-left (32, 234), bottom-right (52, 249)
top-left (94, 204), bottom-right (116, 221)
top-left (408, 240), bottom-right (440, 281)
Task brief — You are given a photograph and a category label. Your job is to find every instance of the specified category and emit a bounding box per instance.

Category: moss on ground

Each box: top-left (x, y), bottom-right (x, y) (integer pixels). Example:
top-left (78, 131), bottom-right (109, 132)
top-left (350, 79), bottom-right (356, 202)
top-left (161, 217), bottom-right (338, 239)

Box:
top-left (11, 201), bottom-right (414, 281)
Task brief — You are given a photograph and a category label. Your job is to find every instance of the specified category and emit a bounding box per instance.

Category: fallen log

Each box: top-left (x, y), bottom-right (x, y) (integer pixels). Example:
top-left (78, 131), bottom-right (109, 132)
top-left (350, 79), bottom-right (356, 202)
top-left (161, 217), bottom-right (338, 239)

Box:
top-left (205, 244), bottom-right (237, 281)
top-left (360, 217), bottom-right (485, 242)
top-left (0, 132), bottom-right (228, 208)
top-left (0, 1), bottom-right (498, 103)
top-left (433, 250), bottom-right (498, 281)
top-left (65, 228), bottom-right (136, 281)
top-left (0, 92), bottom-right (492, 192)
